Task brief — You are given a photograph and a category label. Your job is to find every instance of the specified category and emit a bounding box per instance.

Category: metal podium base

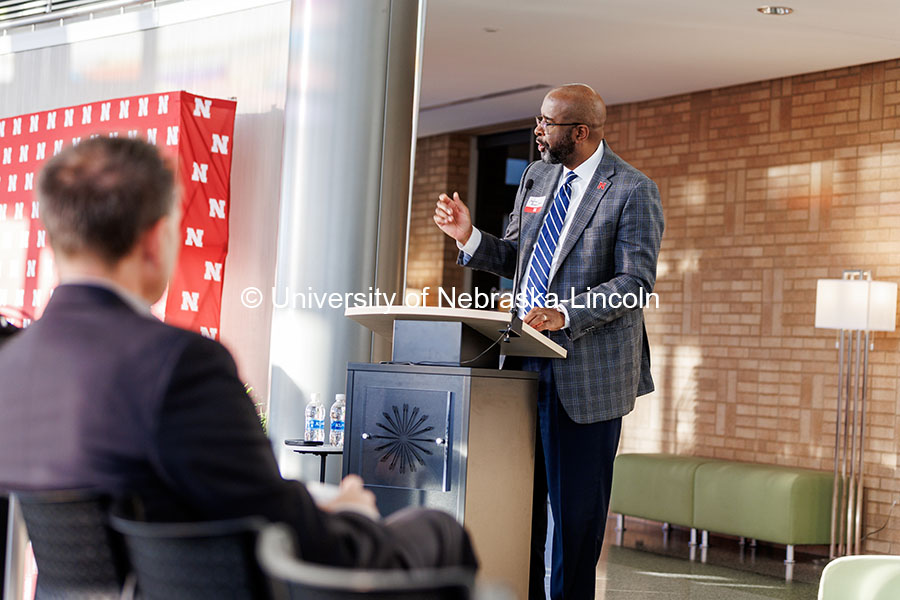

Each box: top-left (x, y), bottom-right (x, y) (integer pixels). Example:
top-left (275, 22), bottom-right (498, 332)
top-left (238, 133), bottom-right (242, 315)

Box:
top-left (343, 362), bottom-right (537, 599)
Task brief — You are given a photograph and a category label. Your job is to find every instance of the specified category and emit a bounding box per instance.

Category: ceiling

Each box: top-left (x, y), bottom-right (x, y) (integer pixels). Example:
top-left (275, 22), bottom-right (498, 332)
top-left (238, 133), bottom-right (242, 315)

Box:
top-left (417, 0), bottom-right (900, 137)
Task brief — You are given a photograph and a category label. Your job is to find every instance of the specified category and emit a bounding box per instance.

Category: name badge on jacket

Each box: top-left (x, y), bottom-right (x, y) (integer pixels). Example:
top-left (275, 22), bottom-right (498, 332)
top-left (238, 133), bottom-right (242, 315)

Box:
top-left (524, 195), bottom-right (546, 213)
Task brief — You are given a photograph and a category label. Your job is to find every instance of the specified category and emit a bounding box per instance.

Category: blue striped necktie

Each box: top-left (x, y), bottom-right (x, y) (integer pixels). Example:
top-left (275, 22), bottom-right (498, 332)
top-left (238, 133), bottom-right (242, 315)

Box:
top-left (522, 171), bottom-right (578, 314)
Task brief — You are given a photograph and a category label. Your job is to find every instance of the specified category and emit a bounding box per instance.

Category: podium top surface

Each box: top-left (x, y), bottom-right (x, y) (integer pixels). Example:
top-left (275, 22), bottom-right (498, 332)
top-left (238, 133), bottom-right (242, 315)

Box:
top-left (344, 305), bottom-right (566, 359)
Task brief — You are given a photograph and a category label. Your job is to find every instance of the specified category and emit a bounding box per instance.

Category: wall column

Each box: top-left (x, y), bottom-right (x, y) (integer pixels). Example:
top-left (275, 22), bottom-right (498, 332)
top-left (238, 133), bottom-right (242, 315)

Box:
top-left (269, 0), bottom-right (424, 476)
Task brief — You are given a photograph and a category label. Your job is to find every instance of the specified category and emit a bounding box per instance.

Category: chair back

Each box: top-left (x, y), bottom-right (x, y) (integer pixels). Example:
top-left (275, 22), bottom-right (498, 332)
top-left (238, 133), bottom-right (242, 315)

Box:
top-left (256, 523), bottom-right (474, 600)
top-left (818, 555), bottom-right (900, 600)
top-left (12, 489), bottom-right (128, 600)
top-left (110, 514), bottom-right (269, 600)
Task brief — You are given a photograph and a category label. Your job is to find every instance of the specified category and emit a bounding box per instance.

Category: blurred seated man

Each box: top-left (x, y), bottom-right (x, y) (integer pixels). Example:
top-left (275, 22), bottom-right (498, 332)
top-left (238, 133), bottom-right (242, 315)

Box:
top-left (0, 137), bottom-right (476, 570)
top-left (0, 315), bottom-right (17, 588)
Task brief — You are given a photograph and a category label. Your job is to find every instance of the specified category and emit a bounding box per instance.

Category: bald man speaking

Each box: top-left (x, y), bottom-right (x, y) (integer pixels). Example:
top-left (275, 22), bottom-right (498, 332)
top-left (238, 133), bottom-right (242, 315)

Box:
top-left (435, 84), bottom-right (664, 599)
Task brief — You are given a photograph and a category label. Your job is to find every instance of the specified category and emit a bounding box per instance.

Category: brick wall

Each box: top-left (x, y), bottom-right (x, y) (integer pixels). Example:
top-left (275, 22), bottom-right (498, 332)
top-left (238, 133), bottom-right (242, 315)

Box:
top-left (409, 58), bottom-right (900, 553)
top-left (407, 133), bottom-right (469, 299)
top-left (605, 60), bottom-right (900, 553)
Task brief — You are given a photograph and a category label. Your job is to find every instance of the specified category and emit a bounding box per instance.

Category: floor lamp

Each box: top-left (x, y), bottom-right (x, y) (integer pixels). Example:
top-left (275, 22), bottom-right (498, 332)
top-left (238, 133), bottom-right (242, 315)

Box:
top-left (815, 271), bottom-right (897, 560)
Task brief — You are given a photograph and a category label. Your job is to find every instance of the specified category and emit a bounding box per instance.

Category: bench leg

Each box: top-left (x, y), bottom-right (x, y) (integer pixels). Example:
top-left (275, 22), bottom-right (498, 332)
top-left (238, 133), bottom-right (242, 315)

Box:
top-left (784, 544), bottom-right (795, 565)
top-left (615, 514), bottom-right (624, 532)
top-left (739, 536), bottom-right (745, 546)
top-left (750, 538), bottom-right (757, 548)
top-left (700, 530), bottom-right (709, 549)
top-left (689, 528), bottom-right (697, 547)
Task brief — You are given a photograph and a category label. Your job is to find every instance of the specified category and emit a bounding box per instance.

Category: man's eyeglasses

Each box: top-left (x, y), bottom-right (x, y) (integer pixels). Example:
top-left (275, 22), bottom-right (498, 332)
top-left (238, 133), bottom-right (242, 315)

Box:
top-left (535, 116), bottom-right (584, 129)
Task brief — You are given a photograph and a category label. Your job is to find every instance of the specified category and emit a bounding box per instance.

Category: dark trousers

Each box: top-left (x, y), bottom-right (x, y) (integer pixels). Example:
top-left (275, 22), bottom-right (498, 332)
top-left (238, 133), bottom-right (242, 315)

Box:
top-left (524, 358), bottom-right (622, 600)
top-left (384, 507), bottom-right (479, 570)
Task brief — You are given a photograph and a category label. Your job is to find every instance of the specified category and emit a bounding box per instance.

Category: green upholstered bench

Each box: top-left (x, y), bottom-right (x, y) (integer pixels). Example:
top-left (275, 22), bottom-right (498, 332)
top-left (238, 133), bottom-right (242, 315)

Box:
top-left (610, 453), bottom-right (711, 540)
top-left (692, 461), bottom-right (834, 563)
top-left (610, 453), bottom-right (834, 567)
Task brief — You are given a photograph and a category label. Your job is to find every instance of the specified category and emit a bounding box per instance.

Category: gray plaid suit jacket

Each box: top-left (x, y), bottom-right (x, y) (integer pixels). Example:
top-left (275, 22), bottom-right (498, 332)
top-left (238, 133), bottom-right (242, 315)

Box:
top-left (461, 144), bottom-right (664, 424)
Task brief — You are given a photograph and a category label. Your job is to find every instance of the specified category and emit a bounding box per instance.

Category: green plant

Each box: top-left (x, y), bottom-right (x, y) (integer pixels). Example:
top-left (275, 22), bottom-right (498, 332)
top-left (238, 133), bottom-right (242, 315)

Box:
top-left (245, 384), bottom-right (267, 435)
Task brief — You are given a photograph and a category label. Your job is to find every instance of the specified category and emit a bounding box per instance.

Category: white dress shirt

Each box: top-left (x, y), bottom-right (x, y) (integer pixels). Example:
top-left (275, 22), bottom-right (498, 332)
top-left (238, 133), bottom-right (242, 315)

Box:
top-left (460, 141), bottom-right (605, 326)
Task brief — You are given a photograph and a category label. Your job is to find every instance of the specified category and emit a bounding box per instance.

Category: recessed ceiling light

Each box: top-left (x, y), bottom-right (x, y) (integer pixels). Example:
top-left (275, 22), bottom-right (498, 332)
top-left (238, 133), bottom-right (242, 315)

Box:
top-left (758, 6), bottom-right (793, 15)
top-left (483, 27), bottom-right (500, 33)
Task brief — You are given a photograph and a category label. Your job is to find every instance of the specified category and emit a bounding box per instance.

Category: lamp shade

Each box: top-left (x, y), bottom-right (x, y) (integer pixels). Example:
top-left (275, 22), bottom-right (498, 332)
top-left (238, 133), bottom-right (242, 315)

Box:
top-left (815, 279), bottom-right (898, 332)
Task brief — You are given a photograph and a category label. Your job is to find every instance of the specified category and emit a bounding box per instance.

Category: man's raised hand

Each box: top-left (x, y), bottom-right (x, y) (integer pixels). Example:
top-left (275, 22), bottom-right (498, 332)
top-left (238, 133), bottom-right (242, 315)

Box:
top-left (433, 192), bottom-right (473, 245)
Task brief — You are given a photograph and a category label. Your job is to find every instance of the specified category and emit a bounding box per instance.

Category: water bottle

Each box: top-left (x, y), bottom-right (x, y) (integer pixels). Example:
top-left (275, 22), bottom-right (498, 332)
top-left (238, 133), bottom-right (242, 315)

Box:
top-left (304, 393), bottom-right (325, 442)
top-left (330, 394), bottom-right (346, 447)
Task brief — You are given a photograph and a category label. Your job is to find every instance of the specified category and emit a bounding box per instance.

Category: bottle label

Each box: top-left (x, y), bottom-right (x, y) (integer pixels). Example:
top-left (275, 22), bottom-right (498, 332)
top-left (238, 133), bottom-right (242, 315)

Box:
top-left (306, 419), bottom-right (324, 431)
top-left (331, 421), bottom-right (345, 431)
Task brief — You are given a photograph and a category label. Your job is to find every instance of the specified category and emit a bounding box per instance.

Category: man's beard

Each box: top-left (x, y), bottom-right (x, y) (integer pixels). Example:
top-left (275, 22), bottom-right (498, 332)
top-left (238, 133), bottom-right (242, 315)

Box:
top-left (540, 133), bottom-right (576, 165)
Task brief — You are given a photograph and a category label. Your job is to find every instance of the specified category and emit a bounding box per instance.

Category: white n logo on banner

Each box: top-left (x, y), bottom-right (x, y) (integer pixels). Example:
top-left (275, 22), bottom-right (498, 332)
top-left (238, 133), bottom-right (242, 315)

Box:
top-left (181, 291), bottom-right (199, 312)
top-left (185, 228), bottom-right (205, 247)
top-left (211, 134), bottom-right (229, 155)
top-left (191, 163), bottom-right (208, 183)
top-left (208, 199), bottom-right (225, 219)
top-left (203, 261), bottom-right (222, 281)
top-left (193, 98), bottom-right (212, 119)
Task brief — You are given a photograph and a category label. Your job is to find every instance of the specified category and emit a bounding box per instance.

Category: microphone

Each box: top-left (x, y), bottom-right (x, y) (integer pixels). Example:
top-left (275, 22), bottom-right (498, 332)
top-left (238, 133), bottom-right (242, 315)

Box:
top-left (503, 177), bottom-right (533, 341)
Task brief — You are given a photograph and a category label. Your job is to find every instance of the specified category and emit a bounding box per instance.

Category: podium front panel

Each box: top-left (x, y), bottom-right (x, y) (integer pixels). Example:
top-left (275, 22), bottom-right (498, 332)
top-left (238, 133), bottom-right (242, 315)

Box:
top-left (356, 386), bottom-right (452, 493)
top-left (342, 343), bottom-right (539, 598)
top-left (345, 365), bottom-right (470, 518)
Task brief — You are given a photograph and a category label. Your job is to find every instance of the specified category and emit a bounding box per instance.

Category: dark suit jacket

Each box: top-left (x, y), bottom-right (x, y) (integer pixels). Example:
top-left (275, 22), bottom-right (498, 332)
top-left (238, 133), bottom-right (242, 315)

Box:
top-left (462, 145), bottom-right (665, 423)
top-left (0, 284), bottom-right (406, 568)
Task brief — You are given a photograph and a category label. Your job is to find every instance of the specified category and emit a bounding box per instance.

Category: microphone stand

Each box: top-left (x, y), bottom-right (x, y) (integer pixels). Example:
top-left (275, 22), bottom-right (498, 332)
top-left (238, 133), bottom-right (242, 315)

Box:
top-left (503, 178), bottom-right (533, 343)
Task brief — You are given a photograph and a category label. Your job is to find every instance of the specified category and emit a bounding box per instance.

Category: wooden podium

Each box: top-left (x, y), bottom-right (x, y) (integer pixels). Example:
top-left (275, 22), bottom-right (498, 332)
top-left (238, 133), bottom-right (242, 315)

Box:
top-left (343, 306), bottom-right (565, 598)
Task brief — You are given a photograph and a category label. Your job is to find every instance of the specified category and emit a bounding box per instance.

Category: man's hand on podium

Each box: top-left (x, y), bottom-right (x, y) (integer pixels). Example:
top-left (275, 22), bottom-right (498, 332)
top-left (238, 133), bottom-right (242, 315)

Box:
top-left (433, 192), bottom-right (473, 245)
top-left (524, 307), bottom-right (565, 332)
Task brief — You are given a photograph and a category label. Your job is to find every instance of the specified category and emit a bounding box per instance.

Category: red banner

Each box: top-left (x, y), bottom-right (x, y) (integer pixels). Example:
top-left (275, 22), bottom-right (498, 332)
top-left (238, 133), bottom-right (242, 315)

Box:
top-left (0, 91), bottom-right (236, 339)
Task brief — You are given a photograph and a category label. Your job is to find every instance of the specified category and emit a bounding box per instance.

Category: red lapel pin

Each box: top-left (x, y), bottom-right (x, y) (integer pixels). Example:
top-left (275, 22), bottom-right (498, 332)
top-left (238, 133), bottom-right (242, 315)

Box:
top-left (597, 181), bottom-right (607, 190)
